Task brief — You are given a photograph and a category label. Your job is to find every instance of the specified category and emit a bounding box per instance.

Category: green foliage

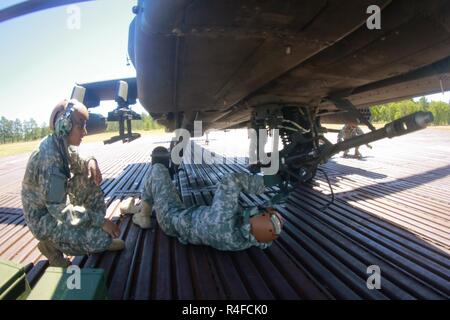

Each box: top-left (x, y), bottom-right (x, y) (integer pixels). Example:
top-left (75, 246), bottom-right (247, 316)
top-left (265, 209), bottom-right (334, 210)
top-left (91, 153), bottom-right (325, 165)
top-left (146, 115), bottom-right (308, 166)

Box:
top-left (105, 112), bottom-right (162, 132)
top-left (0, 112), bottom-right (162, 144)
top-left (0, 117), bottom-right (48, 144)
top-left (371, 97), bottom-right (450, 125)
top-left (1, 100), bottom-right (448, 144)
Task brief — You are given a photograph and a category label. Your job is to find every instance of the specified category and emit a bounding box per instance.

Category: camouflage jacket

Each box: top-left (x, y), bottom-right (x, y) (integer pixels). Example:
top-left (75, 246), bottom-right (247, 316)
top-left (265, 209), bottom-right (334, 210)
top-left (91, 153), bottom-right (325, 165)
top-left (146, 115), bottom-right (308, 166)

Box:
top-left (21, 134), bottom-right (104, 239)
top-left (337, 125), bottom-right (364, 142)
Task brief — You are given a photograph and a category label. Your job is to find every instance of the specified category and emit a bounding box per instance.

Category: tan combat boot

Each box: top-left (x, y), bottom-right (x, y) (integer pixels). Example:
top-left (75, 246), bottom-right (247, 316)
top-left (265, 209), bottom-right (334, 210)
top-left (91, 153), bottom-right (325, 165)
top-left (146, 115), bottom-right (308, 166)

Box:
top-left (119, 197), bottom-right (141, 215)
top-left (132, 201), bottom-right (153, 229)
top-left (107, 239), bottom-right (125, 251)
top-left (37, 241), bottom-right (70, 268)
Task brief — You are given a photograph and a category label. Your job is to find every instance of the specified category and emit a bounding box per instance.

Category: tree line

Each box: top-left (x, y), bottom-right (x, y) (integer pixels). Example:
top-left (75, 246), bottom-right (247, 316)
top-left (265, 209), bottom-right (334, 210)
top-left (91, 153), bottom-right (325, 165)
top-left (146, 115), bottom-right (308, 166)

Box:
top-left (105, 113), bottom-right (162, 132)
top-left (371, 97), bottom-right (450, 125)
top-left (1, 98), bottom-right (449, 144)
top-left (0, 112), bottom-right (162, 144)
top-left (0, 117), bottom-right (50, 144)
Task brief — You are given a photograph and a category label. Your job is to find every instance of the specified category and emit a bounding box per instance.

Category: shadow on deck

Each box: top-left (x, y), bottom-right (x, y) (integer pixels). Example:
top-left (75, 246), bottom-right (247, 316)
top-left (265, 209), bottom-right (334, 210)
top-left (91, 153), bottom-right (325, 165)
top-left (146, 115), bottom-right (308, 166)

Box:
top-left (1, 142), bottom-right (449, 300)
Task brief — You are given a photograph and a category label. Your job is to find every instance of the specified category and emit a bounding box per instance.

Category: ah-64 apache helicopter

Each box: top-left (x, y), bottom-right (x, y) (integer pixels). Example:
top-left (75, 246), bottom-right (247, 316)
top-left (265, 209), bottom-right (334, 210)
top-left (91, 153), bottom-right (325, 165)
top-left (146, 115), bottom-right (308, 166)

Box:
top-left (1, 0), bottom-right (448, 185)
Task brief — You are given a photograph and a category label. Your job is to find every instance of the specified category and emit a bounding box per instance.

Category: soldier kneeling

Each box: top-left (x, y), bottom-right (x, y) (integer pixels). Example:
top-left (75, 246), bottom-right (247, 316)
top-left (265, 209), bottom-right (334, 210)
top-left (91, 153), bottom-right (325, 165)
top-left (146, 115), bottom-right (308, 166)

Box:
top-left (120, 147), bottom-right (284, 251)
top-left (21, 100), bottom-right (125, 267)
top-left (338, 123), bottom-right (372, 159)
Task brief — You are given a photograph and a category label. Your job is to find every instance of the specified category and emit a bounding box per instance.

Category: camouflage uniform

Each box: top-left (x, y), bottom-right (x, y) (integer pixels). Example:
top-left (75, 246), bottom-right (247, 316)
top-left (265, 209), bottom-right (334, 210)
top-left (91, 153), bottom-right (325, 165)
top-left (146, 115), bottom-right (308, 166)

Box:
top-left (337, 124), bottom-right (365, 157)
top-left (142, 163), bottom-right (271, 251)
top-left (21, 134), bottom-right (112, 256)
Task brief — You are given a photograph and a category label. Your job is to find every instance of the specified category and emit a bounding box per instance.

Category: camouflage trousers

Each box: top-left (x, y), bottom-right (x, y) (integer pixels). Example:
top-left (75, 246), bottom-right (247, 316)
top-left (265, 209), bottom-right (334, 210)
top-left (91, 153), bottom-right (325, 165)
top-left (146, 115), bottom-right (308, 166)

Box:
top-left (25, 174), bottom-right (111, 256)
top-left (142, 163), bottom-right (268, 251)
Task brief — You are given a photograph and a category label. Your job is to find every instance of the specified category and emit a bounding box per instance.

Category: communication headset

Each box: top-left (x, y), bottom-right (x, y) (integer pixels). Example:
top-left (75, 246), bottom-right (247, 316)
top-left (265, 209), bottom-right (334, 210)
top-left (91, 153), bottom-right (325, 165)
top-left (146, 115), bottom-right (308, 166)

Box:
top-left (249, 207), bottom-right (283, 243)
top-left (55, 101), bottom-right (75, 137)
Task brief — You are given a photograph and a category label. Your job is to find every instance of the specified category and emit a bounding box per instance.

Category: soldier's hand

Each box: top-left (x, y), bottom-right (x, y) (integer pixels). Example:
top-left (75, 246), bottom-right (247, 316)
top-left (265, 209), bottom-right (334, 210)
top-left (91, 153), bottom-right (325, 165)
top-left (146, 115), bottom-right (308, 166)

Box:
top-left (102, 219), bottom-right (120, 238)
top-left (88, 159), bottom-right (103, 186)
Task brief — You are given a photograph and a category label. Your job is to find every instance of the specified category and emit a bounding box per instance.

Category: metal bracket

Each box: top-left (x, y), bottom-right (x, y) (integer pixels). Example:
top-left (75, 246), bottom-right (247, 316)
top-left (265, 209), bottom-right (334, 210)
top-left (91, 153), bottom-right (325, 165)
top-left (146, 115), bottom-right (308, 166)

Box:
top-left (104, 108), bottom-right (141, 144)
top-left (329, 97), bottom-right (376, 132)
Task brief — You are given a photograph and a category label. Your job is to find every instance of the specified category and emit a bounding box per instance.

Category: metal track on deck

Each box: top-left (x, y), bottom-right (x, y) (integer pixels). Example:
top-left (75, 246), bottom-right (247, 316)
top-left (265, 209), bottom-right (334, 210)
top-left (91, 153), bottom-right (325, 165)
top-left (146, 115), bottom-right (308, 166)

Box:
top-left (0, 134), bottom-right (449, 300)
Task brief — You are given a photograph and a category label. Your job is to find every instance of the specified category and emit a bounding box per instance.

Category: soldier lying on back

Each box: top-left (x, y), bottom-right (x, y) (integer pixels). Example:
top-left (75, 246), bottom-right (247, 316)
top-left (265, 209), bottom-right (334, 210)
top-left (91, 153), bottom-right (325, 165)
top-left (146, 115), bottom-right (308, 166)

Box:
top-left (21, 99), bottom-right (124, 267)
top-left (121, 147), bottom-right (285, 251)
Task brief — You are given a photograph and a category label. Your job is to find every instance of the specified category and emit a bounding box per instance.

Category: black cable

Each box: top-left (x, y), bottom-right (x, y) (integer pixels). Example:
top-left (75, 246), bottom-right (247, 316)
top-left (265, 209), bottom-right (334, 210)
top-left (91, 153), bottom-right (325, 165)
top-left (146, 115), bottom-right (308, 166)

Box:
top-left (317, 168), bottom-right (334, 211)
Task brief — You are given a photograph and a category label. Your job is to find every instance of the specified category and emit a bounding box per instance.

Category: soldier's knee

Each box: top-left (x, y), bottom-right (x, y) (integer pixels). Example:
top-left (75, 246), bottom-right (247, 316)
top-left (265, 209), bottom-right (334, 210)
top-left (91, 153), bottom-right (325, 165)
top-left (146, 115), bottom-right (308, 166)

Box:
top-left (151, 163), bottom-right (170, 176)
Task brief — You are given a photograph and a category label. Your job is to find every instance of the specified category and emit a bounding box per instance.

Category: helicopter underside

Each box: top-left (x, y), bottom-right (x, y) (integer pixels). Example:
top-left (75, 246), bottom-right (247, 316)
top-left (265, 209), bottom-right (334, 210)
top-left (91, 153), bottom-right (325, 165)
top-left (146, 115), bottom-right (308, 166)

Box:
top-left (130, 0), bottom-right (450, 132)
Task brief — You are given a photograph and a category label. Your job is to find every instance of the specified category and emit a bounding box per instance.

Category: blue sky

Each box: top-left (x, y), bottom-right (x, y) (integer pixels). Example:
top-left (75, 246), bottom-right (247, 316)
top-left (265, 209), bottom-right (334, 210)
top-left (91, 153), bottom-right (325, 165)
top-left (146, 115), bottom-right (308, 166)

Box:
top-left (0, 0), bottom-right (449, 125)
top-left (0, 0), bottom-right (142, 124)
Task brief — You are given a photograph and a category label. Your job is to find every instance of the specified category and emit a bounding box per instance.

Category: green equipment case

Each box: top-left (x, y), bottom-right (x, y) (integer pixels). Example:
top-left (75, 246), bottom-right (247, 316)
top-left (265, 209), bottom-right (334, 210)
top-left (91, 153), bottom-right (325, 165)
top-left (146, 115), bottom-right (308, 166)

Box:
top-left (0, 257), bottom-right (31, 300)
top-left (27, 267), bottom-right (108, 300)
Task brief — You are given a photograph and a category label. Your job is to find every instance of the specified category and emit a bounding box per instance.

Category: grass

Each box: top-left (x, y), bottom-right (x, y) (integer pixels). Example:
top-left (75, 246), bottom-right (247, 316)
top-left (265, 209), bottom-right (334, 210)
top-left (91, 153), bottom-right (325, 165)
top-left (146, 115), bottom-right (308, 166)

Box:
top-left (0, 129), bottom-right (166, 158)
top-left (431, 126), bottom-right (450, 131)
top-left (0, 140), bottom-right (42, 158)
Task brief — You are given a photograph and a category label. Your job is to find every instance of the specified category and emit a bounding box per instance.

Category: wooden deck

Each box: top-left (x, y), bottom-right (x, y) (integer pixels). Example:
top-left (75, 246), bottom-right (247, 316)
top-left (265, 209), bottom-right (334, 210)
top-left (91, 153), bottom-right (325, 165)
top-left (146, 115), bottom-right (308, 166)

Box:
top-left (0, 129), bottom-right (449, 299)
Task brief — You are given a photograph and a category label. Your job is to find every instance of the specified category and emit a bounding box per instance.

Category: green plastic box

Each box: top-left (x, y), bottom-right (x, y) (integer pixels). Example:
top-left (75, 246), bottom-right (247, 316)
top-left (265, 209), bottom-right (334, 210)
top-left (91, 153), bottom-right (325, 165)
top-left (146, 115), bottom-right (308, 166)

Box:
top-left (0, 257), bottom-right (31, 300)
top-left (27, 267), bottom-right (108, 300)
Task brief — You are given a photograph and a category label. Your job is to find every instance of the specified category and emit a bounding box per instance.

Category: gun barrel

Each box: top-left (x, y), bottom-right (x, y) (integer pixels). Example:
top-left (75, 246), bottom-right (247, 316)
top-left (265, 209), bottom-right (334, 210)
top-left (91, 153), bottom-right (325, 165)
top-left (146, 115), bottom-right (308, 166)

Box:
top-left (324, 111), bottom-right (433, 159)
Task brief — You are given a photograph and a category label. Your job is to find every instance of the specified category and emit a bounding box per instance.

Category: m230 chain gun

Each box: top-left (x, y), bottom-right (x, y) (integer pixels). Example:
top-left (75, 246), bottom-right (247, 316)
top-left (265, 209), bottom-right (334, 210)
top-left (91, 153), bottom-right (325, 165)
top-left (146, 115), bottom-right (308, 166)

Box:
top-left (278, 111), bottom-right (434, 183)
